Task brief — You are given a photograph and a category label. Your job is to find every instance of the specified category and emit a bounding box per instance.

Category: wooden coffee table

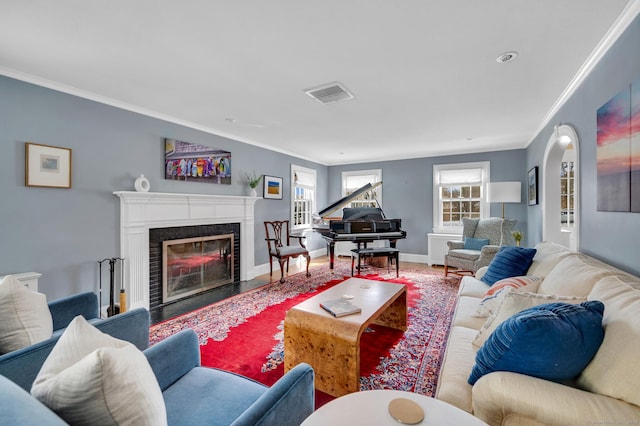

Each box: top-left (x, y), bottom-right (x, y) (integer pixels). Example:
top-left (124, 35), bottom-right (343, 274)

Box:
top-left (284, 277), bottom-right (407, 397)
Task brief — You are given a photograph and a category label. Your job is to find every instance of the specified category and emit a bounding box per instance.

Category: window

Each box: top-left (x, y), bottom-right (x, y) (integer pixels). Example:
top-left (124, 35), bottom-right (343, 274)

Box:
top-left (433, 162), bottom-right (490, 233)
top-left (291, 165), bottom-right (316, 229)
top-left (341, 169), bottom-right (382, 208)
top-left (560, 160), bottom-right (575, 227)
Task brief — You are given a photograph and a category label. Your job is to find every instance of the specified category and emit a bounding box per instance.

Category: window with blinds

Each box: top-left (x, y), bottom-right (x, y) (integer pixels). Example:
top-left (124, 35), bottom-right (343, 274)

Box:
top-left (433, 162), bottom-right (490, 233)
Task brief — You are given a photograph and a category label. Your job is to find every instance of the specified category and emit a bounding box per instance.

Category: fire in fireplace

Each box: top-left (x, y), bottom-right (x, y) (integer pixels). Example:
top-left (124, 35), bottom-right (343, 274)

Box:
top-left (162, 234), bottom-right (234, 303)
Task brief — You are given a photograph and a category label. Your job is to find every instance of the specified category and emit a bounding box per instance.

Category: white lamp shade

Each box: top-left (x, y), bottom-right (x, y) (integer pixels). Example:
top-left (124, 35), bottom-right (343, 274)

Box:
top-left (487, 182), bottom-right (521, 203)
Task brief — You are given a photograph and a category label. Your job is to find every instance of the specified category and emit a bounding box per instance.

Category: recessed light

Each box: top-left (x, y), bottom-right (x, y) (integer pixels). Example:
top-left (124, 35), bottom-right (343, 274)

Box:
top-left (496, 51), bottom-right (518, 63)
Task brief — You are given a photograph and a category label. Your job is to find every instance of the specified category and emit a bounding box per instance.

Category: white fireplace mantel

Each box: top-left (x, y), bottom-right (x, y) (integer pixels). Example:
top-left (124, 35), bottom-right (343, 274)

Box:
top-left (114, 191), bottom-right (259, 311)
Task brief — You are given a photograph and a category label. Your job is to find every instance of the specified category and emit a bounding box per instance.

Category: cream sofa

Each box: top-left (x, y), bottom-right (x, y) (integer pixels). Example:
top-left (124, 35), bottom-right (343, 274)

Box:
top-left (435, 241), bottom-right (640, 425)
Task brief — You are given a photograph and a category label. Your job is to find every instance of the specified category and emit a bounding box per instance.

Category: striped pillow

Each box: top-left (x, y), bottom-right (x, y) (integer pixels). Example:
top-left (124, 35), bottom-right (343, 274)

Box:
top-left (475, 276), bottom-right (542, 317)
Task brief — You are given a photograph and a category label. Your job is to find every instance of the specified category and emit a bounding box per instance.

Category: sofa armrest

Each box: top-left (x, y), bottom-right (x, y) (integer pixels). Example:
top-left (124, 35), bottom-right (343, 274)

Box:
top-left (472, 372), bottom-right (640, 426)
top-left (231, 363), bottom-right (315, 426)
top-left (48, 291), bottom-right (99, 331)
top-left (447, 240), bottom-right (464, 250)
top-left (145, 329), bottom-right (201, 391)
top-left (0, 307), bottom-right (149, 391)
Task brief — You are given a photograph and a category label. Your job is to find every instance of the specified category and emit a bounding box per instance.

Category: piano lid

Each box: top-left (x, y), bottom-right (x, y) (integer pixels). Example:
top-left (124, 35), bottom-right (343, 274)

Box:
top-left (317, 181), bottom-right (383, 218)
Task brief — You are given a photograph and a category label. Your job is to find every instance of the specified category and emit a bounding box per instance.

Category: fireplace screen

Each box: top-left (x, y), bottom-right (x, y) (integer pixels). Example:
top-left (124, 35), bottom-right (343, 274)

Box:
top-left (162, 234), bottom-right (234, 303)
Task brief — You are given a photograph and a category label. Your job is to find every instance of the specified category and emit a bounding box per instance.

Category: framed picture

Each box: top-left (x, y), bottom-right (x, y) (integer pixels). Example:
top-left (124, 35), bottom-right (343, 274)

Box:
top-left (164, 138), bottom-right (231, 185)
top-left (263, 175), bottom-right (283, 200)
top-left (25, 142), bottom-right (72, 188)
top-left (528, 166), bottom-right (538, 205)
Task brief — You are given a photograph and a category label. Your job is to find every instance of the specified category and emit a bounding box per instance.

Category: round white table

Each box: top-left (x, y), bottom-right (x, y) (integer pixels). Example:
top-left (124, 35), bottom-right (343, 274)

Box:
top-left (301, 390), bottom-right (488, 426)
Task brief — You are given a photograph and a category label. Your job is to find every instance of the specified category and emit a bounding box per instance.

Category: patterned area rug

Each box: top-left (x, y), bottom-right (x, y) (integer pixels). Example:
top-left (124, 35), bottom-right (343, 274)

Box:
top-left (149, 260), bottom-right (461, 401)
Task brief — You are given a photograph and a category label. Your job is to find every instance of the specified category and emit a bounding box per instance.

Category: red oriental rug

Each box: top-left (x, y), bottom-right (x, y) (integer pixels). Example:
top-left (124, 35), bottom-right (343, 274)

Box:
top-left (149, 260), bottom-right (461, 407)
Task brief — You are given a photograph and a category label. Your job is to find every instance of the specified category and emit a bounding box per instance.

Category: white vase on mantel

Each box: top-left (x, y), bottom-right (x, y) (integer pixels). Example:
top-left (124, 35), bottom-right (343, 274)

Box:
top-left (134, 174), bottom-right (150, 192)
top-left (247, 187), bottom-right (257, 197)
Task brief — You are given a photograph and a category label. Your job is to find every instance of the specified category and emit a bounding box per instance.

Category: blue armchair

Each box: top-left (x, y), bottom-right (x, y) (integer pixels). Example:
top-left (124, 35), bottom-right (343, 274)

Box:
top-left (0, 328), bottom-right (315, 426)
top-left (0, 291), bottom-right (150, 391)
top-left (146, 328), bottom-right (315, 426)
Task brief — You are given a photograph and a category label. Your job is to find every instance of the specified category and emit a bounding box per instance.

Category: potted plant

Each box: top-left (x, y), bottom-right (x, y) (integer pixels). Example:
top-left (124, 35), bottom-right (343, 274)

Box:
top-left (512, 230), bottom-right (523, 247)
top-left (244, 171), bottom-right (262, 196)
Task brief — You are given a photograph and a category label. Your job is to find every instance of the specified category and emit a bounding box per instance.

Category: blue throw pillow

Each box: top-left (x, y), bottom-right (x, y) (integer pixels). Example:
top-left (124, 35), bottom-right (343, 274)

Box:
top-left (481, 246), bottom-right (537, 285)
top-left (464, 237), bottom-right (490, 251)
top-left (468, 301), bottom-right (605, 385)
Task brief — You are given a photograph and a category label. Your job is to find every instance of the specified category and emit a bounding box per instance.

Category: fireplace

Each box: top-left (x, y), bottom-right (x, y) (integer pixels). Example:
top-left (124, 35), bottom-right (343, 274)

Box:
top-left (115, 191), bottom-right (258, 311)
top-left (163, 234), bottom-right (234, 302)
top-left (149, 223), bottom-right (240, 309)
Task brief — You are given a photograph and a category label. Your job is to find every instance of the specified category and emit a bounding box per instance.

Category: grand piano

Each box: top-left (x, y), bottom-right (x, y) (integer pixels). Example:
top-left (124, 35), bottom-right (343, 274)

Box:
top-left (313, 182), bottom-right (406, 269)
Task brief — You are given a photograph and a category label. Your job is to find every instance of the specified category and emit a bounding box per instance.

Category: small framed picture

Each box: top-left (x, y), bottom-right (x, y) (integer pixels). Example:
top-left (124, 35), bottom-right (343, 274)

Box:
top-left (25, 142), bottom-right (72, 188)
top-left (263, 175), bottom-right (283, 200)
top-left (528, 166), bottom-right (538, 206)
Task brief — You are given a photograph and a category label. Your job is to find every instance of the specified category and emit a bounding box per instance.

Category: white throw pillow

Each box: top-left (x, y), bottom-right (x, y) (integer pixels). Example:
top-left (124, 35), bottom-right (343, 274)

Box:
top-left (473, 291), bottom-right (587, 348)
top-left (474, 276), bottom-right (542, 317)
top-left (0, 275), bottom-right (53, 354)
top-left (578, 276), bottom-right (640, 407)
top-left (31, 316), bottom-right (167, 426)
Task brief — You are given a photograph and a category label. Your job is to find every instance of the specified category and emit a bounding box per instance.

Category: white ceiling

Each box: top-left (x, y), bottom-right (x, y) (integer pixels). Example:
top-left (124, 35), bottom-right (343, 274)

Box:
top-left (1, 1), bottom-right (638, 165)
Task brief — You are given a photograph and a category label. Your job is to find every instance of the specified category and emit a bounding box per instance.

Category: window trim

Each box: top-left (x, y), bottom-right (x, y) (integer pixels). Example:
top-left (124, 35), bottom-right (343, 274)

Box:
top-left (290, 164), bottom-right (317, 230)
top-left (432, 161), bottom-right (490, 234)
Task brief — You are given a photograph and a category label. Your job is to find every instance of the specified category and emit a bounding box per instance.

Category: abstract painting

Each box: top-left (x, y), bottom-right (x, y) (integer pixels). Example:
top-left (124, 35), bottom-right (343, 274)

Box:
top-left (596, 76), bottom-right (640, 212)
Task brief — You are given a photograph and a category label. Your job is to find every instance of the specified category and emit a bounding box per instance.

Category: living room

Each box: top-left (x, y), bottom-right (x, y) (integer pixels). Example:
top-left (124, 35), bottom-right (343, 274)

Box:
top-left (1, 2), bottom-right (639, 301)
top-left (1, 2), bottom-right (640, 424)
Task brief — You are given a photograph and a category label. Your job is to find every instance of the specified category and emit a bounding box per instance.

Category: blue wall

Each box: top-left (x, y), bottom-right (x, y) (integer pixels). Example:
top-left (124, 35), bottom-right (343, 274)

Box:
top-left (328, 149), bottom-right (528, 256)
top-left (0, 76), bottom-right (328, 299)
top-left (526, 14), bottom-right (640, 276)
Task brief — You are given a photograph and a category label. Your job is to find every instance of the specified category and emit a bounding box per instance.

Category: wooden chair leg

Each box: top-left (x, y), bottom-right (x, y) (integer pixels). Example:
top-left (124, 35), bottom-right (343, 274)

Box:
top-left (278, 259), bottom-right (287, 283)
top-left (305, 254), bottom-right (311, 277)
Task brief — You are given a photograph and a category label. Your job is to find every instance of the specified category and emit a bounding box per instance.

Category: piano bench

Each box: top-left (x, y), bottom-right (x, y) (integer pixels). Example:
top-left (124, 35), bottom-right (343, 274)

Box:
top-left (351, 247), bottom-right (400, 277)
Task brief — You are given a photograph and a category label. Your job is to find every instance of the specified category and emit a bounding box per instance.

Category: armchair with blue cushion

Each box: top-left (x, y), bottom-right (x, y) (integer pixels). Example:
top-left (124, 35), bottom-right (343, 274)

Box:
top-left (444, 217), bottom-right (516, 276)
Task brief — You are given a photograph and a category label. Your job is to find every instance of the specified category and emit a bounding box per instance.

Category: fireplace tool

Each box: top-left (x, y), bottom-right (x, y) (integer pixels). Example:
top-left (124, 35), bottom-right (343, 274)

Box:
top-left (98, 257), bottom-right (125, 317)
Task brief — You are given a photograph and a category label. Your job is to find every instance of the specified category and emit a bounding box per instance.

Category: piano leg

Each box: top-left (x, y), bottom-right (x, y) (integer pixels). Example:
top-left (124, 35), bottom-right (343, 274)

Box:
top-left (328, 241), bottom-right (335, 270)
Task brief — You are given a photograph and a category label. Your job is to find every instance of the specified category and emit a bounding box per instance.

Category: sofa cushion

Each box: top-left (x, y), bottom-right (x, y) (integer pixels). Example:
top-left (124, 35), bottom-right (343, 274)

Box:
top-left (527, 241), bottom-right (575, 278)
top-left (480, 246), bottom-right (537, 285)
top-left (452, 296), bottom-right (490, 330)
top-left (468, 301), bottom-right (605, 385)
top-left (457, 276), bottom-right (490, 298)
top-left (0, 275), bottom-right (53, 354)
top-left (578, 276), bottom-right (640, 407)
top-left (31, 316), bottom-right (167, 426)
top-left (537, 255), bottom-right (612, 297)
top-left (464, 237), bottom-right (489, 251)
top-left (434, 326), bottom-right (478, 413)
top-left (473, 291), bottom-right (587, 348)
top-left (475, 276), bottom-right (542, 317)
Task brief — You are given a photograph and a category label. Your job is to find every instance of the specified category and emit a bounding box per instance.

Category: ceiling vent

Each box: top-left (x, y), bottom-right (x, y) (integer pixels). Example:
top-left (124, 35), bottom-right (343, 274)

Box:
top-left (304, 81), bottom-right (355, 104)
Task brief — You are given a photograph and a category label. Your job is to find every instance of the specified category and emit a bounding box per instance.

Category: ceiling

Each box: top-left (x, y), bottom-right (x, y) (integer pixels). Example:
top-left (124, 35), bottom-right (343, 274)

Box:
top-left (1, 1), bottom-right (638, 165)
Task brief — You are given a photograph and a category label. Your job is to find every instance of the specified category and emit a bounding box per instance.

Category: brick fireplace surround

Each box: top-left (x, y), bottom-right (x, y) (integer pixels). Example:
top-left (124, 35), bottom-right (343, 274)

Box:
top-left (114, 191), bottom-right (259, 311)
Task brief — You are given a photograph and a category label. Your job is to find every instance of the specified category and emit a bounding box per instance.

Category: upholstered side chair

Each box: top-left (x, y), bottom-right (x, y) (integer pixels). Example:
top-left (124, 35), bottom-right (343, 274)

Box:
top-left (444, 217), bottom-right (516, 276)
top-left (264, 220), bottom-right (311, 283)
